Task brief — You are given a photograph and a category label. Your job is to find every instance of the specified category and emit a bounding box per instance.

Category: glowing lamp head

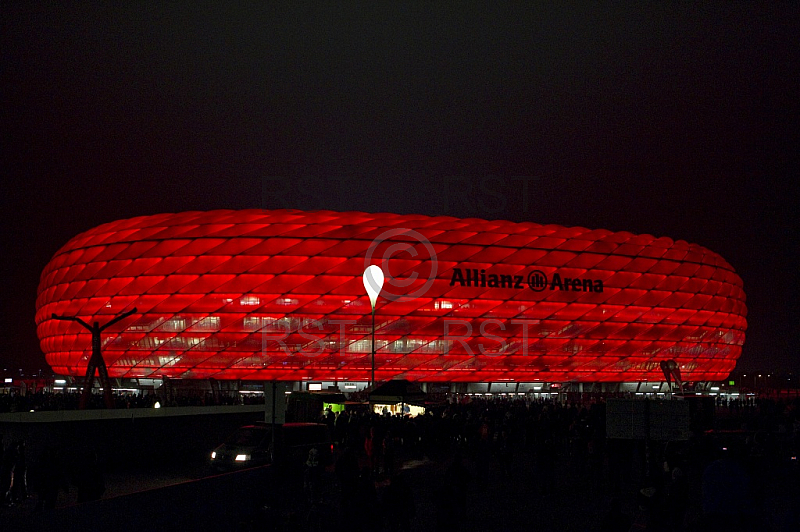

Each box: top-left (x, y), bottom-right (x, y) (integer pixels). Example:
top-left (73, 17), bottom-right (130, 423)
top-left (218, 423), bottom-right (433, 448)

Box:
top-left (363, 265), bottom-right (384, 309)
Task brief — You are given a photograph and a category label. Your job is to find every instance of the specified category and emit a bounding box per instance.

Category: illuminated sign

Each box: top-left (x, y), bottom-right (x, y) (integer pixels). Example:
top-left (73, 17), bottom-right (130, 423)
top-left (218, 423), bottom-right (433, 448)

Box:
top-left (450, 268), bottom-right (524, 289)
top-left (449, 267), bottom-right (603, 293)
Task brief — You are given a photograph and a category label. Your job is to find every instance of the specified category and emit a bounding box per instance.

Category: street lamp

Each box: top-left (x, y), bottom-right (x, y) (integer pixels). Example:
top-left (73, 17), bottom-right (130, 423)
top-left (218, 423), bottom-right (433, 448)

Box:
top-left (363, 265), bottom-right (384, 388)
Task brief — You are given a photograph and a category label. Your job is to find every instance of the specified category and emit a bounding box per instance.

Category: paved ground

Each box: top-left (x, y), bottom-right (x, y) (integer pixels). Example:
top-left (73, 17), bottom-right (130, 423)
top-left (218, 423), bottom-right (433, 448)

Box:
top-left (3, 443), bottom-right (798, 531)
top-left (0, 447), bottom-right (615, 531)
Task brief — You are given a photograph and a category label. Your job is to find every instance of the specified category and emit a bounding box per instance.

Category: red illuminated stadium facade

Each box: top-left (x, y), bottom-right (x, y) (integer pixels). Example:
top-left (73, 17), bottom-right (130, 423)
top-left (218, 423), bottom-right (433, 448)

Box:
top-left (35, 209), bottom-right (747, 385)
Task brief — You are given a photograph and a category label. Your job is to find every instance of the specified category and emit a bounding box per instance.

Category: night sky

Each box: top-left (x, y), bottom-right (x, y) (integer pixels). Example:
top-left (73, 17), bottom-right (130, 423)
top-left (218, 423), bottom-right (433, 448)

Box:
top-left (2, 3), bottom-right (797, 374)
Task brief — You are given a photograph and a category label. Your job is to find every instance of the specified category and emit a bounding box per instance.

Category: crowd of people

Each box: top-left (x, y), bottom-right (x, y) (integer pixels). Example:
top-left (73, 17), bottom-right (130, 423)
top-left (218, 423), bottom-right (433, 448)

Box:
top-left (2, 392), bottom-right (799, 530)
top-left (297, 396), bottom-right (800, 531)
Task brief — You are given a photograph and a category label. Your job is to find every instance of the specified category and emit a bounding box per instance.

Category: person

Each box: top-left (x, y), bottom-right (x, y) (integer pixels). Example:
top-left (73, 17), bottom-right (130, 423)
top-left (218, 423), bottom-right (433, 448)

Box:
top-left (10, 440), bottom-right (27, 503)
top-left (74, 448), bottom-right (104, 503)
top-left (355, 467), bottom-right (380, 532)
top-left (383, 429), bottom-right (395, 477)
top-left (335, 447), bottom-right (360, 526)
top-left (476, 418), bottom-right (492, 488)
top-left (437, 451), bottom-right (470, 531)
top-left (334, 410), bottom-right (348, 445)
top-left (599, 498), bottom-right (632, 532)
top-left (2, 440), bottom-right (18, 506)
top-left (497, 428), bottom-right (513, 478)
top-left (34, 444), bottom-right (66, 511)
top-left (701, 446), bottom-right (757, 530)
top-left (303, 446), bottom-right (327, 532)
top-left (537, 435), bottom-right (557, 494)
top-left (303, 448), bottom-right (323, 505)
top-left (324, 406), bottom-right (335, 431)
top-left (384, 473), bottom-right (415, 532)
top-left (664, 465), bottom-right (689, 529)
top-left (587, 436), bottom-right (603, 492)
top-left (335, 446), bottom-right (359, 495)
top-left (365, 426), bottom-right (380, 475)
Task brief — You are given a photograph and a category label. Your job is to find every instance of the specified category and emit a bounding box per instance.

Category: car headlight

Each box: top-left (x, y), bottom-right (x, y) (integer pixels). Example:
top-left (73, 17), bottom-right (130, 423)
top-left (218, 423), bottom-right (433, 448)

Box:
top-left (211, 451), bottom-right (217, 459)
top-left (235, 454), bottom-right (250, 462)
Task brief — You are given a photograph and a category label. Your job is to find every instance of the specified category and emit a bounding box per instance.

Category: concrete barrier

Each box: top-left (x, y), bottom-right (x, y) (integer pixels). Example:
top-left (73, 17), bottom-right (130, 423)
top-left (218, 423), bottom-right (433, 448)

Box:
top-left (0, 404), bottom-right (266, 423)
top-left (0, 406), bottom-right (266, 468)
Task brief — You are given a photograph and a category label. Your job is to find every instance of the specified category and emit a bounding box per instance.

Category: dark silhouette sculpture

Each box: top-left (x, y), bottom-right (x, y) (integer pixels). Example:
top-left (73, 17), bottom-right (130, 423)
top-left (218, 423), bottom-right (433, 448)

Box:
top-left (660, 359), bottom-right (684, 395)
top-left (51, 308), bottom-right (137, 409)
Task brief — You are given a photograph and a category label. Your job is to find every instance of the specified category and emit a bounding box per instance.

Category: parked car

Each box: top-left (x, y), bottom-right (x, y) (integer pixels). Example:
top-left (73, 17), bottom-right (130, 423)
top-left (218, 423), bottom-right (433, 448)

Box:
top-left (210, 422), bottom-right (333, 471)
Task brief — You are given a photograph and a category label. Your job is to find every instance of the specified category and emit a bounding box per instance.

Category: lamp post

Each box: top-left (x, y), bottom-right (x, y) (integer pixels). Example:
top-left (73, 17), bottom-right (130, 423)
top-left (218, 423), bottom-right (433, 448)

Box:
top-left (363, 265), bottom-right (384, 388)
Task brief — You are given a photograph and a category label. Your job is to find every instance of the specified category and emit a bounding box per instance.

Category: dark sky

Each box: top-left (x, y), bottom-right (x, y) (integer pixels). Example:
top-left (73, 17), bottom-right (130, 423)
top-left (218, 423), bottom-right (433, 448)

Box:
top-left (2, 3), bottom-right (797, 374)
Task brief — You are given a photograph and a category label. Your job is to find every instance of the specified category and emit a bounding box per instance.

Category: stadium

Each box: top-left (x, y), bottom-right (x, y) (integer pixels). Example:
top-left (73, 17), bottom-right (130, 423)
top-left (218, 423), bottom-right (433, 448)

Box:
top-left (34, 209), bottom-right (747, 395)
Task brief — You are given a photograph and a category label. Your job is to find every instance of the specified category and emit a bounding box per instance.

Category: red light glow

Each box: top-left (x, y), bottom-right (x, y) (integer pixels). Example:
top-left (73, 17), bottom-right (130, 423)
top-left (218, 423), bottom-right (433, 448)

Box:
top-left (35, 209), bottom-right (746, 382)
